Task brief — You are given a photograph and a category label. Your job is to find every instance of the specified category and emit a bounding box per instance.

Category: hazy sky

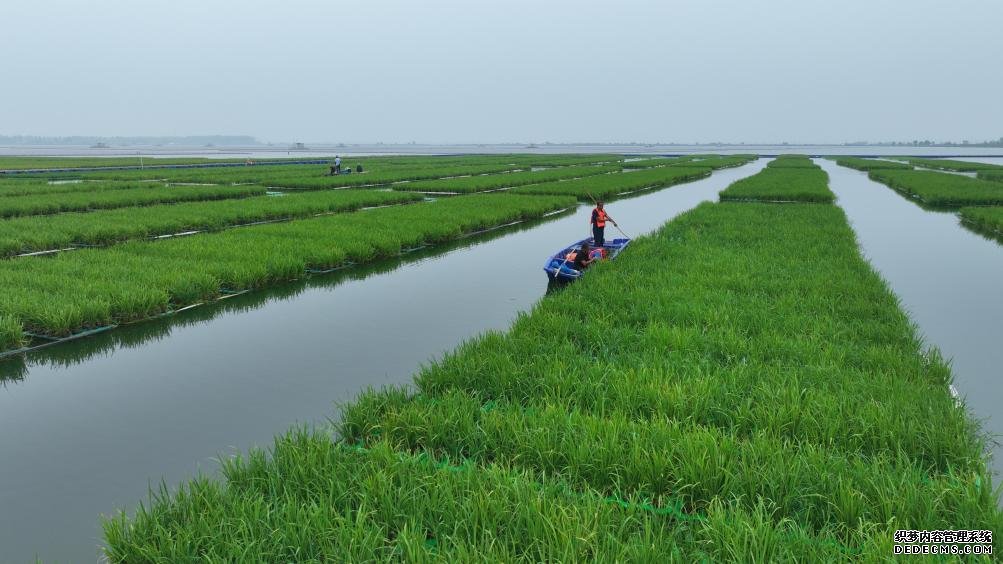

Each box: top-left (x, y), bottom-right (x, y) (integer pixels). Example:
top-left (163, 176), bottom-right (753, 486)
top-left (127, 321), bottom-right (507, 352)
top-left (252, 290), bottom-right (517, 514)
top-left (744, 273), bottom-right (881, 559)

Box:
top-left (4, 0), bottom-right (1001, 144)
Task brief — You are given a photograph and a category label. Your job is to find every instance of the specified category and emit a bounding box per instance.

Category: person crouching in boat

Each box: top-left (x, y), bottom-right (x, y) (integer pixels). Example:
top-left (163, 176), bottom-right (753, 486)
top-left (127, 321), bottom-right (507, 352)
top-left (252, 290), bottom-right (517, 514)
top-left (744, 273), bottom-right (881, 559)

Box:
top-left (591, 201), bottom-right (617, 247)
top-left (572, 242), bottom-right (596, 271)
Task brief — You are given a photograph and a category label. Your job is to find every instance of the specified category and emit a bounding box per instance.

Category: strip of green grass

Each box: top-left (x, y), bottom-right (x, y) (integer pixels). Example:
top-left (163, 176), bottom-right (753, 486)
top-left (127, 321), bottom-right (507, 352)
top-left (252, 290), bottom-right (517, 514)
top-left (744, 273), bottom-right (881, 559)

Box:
top-left (869, 170), bottom-right (1003, 207)
top-left (678, 155), bottom-right (757, 169)
top-left (719, 160), bottom-right (834, 203)
top-left (391, 164), bottom-right (620, 193)
top-left (0, 179), bottom-right (170, 198)
top-left (902, 158), bottom-right (1003, 173)
top-left (0, 194), bottom-right (573, 346)
top-left (959, 206), bottom-right (1003, 238)
top-left (510, 167), bottom-right (710, 200)
top-left (765, 155), bottom-right (817, 168)
top-left (0, 189), bottom-right (425, 257)
top-left (977, 170), bottom-right (1003, 182)
top-left (834, 157), bottom-right (913, 171)
top-left (0, 184), bottom-right (266, 219)
top-left (104, 201), bottom-right (1002, 559)
top-left (263, 163), bottom-right (534, 190)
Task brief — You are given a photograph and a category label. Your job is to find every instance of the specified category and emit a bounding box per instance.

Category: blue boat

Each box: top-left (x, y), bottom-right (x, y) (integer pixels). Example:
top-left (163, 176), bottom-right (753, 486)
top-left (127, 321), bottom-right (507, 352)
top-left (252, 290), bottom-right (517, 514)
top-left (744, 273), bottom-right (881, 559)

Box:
top-left (543, 237), bottom-right (630, 281)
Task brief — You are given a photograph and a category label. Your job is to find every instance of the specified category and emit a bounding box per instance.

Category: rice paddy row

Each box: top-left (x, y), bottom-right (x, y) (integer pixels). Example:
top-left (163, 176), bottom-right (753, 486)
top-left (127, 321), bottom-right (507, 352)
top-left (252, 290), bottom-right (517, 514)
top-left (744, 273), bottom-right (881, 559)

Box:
top-left (959, 207), bottom-right (1003, 239)
top-left (764, 154), bottom-right (820, 168)
top-left (0, 189), bottom-right (427, 257)
top-left (832, 157), bottom-right (913, 171)
top-left (389, 163), bottom-right (622, 193)
top-left (0, 193), bottom-right (574, 352)
top-left (719, 157), bottom-right (834, 202)
top-left (0, 183), bottom-right (267, 219)
top-left (895, 158), bottom-right (1003, 173)
top-left (867, 169), bottom-right (1003, 207)
top-left (978, 170), bottom-right (1003, 182)
top-left (103, 199), bottom-right (1002, 559)
top-left (509, 167), bottom-right (711, 199)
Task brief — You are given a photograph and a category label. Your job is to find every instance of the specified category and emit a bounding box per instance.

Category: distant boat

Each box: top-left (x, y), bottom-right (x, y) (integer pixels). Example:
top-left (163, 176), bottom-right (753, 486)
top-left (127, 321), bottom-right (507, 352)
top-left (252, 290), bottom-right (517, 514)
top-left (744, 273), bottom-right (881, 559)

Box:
top-left (526, 143), bottom-right (539, 149)
top-left (90, 142), bottom-right (109, 149)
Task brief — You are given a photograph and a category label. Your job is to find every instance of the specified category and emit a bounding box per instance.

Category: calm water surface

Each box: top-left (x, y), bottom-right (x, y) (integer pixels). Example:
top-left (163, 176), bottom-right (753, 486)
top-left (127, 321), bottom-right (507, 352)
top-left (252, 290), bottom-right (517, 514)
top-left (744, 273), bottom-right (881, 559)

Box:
top-left (0, 159), bottom-right (767, 562)
top-left (820, 160), bottom-right (1003, 484)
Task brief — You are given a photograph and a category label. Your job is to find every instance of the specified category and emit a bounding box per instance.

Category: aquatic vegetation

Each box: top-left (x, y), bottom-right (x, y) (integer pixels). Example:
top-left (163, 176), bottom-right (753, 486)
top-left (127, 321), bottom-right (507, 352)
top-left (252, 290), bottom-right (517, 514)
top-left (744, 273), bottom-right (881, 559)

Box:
top-left (0, 184), bottom-right (266, 219)
top-left (103, 435), bottom-right (866, 562)
top-left (0, 315), bottom-right (25, 351)
top-left (103, 201), bottom-right (1002, 559)
top-left (391, 164), bottom-right (620, 193)
top-left (719, 159), bottom-right (834, 202)
top-left (959, 206), bottom-right (1003, 238)
top-left (0, 194), bottom-right (574, 342)
top-left (262, 163), bottom-right (536, 190)
top-left (869, 170), bottom-right (1003, 207)
top-left (677, 155), bottom-right (757, 169)
top-left (0, 189), bottom-right (425, 256)
top-left (765, 154), bottom-right (818, 168)
top-left (510, 167), bottom-right (710, 199)
top-left (834, 157), bottom-right (913, 171)
top-left (901, 158), bottom-right (1003, 173)
top-left (977, 170), bottom-right (1003, 182)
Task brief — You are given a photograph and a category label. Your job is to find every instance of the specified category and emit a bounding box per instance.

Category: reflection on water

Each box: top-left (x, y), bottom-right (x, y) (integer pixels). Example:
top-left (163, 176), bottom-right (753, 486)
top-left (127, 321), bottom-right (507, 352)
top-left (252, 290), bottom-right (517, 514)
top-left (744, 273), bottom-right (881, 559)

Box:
top-left (0, 159), bottom-right (768, 562)
top-left (819, 160), bottom-right (1003, 489)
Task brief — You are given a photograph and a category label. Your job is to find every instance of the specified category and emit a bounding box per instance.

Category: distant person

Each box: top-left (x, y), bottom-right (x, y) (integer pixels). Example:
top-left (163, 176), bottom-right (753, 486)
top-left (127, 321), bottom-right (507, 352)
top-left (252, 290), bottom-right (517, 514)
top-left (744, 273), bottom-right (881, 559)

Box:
top-left (334, 155), bottom-right (342, 174)
top-left (328, 165), bottom-right (337, 176)
top-left (590, 200), bottom-right (617, 247)
top-left (356, 164), bottom-right (363, 173)
top-left (573, 242), bottom-right (595, 271)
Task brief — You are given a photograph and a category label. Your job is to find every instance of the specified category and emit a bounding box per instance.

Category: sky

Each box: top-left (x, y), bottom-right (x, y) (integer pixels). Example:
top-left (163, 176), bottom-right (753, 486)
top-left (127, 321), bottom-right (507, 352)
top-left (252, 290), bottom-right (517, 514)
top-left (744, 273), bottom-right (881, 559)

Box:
top-left (3, 0), bottom-right (1002, 144)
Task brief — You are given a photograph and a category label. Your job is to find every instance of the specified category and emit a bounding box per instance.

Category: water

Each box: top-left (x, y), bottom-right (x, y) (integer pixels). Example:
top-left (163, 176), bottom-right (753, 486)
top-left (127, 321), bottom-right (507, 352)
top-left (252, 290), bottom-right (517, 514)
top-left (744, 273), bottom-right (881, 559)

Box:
top-left (0, 159), bottom-right (767, 562)
top-left (819, 160), bottom-right (1003, 484)
top-left (3, 144), bottom-right (1003, 160)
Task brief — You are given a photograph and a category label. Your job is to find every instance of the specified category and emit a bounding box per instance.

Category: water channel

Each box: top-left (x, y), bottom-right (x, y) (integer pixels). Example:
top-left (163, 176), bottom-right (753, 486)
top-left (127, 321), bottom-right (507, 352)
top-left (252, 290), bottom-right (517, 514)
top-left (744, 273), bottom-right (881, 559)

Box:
top-left (820, 159), bottom-right (1003, 486)
top-left (0, 159), bottom-right (767, 562)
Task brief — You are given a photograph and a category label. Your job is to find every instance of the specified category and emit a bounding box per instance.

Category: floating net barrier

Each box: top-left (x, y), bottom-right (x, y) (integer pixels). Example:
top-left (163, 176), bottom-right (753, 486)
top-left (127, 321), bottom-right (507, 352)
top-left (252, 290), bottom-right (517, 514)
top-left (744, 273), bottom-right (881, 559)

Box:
top-left (1, 325), bottom-right (119, 359)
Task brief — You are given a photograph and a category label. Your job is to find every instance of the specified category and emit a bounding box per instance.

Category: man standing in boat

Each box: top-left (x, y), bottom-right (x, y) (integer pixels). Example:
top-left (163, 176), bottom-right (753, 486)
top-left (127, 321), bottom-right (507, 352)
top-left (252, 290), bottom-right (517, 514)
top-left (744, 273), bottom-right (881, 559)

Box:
top-left (591, 200), bottom-right (617, 247)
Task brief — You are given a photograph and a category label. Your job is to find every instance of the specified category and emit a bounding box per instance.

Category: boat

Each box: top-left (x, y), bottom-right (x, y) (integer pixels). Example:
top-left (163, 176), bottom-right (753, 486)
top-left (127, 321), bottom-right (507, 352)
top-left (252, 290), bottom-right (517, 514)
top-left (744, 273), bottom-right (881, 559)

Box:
top-left (543, 237), bottom-right (630, 281)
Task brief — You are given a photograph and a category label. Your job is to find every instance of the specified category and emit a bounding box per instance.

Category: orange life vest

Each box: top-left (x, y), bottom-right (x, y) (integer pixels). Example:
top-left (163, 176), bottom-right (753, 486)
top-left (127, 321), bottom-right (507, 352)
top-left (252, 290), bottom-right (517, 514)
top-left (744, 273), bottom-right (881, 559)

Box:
top-left (594, 208), bottom-right (608, 228)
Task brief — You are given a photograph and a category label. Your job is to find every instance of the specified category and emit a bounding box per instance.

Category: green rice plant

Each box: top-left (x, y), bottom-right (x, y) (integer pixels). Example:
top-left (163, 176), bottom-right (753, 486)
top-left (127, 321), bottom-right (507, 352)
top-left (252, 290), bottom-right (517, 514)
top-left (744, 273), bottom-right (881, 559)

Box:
top-left (263, 163), bottom-right (532, 190)
top-left (392, 164), bottom-right (620, 193)
top-left (0, 189), bottom-right (425, 256)
top-left (104, 201), bottom-right (1002, 559)
top-left (622, 156), bottom-right (691, 169)
top-left (0, 314), bottom-right (26, 350)
top-left (959, 206), bottom-right (1003, 238)
top-left (0, 179), bottom-right (196, 198)
top-left (675, 155), bottom-right (757, 170)
top-left (0, 194), bottom-right (574, 340)
top-left (0, 184), bottom-right (266, 219)
top-left (977, 170), bottom-right (1003, 182)
top-left (719, 160), bottom-right (834, 203)
top-left (103, 431), bottom-right (884, 562)
top-left (834, 157), bottom-right (913, 171)
top-left (510, 167), bottom-right (710, 200)
top-left (869, 170), bottom-right (1003, 207)
top-left (765, 155), bottom-right (817, 168)
top-left (901, 158), bottom-right (1003, 173)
